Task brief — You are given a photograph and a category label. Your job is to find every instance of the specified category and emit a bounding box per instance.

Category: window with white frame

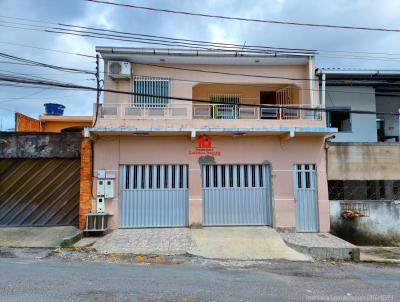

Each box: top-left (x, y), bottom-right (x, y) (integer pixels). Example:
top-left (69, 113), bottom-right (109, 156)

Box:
top-left (133, 77), bottom-right (170, 107)
top-left (209, 93), bottom-right (240, 119)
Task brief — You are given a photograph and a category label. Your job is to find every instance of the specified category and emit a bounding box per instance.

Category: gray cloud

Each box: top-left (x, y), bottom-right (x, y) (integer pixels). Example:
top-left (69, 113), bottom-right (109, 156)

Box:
top-left (0, 0), bottom-right (399, 129)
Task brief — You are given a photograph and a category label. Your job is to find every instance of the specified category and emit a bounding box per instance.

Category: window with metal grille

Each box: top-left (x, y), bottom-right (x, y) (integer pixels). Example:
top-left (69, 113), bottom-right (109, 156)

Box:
top-left (341, 202), bottom-right (370, 217)
top-left (329, 180), bottom-right (400, 201)
top-left (209, 94), bottom-right (240, 119)
top-left (124, 165), bottom-right (188, 190)
top-left (133, 77), bottom-right (170, 107)
top-left (203, 164), bottom-right (265, 188)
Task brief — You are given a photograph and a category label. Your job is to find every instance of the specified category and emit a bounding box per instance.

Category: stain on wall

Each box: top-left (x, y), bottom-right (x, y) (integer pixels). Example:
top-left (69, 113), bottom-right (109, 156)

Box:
top-left (330, 201), bottom-right (400, 246)
top-left (0, 132), bottom-right (81, 158)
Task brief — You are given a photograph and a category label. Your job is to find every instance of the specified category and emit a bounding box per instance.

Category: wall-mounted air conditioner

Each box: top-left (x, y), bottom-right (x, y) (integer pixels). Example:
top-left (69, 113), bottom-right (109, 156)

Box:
top-left (108, 61), bottom-right (132, 79)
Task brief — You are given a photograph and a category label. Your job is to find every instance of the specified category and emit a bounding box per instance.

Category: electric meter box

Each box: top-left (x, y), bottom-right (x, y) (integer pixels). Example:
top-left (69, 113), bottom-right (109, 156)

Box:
top-left (97, 197), bottom-right (105, 213)
top-left (97, 179), bottom-right (105, 196)
top-left (105, 179), bottom-right (114, 198)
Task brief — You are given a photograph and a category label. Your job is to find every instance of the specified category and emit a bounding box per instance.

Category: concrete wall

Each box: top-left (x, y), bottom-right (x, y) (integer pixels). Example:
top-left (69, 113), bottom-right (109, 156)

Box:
top-left (325, 86), bottom-right (377, 142)
top-left (376, 96), bottom-right (400, 138)
top-left (0, 132), bottom-right (81, 158)
top-left (327, 143), bottom-right (400, 180)
top-left (330, 201), bottom-right (400, 246)
top-left (328, 142), bottom-right (400, 246)
top-left (93, 135), bottom-right (330, 232)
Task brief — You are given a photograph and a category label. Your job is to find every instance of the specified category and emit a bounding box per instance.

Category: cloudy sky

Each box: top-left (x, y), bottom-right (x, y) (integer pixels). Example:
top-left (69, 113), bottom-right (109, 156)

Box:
top-left (0, 0), bottom-right (400, 129)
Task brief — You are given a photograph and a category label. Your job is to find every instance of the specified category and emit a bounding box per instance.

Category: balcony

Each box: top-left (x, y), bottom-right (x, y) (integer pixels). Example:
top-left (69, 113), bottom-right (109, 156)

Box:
top-left (94, 101), bottom-right (326, 135)
top-left (97, 102), bottom-right (322, 121)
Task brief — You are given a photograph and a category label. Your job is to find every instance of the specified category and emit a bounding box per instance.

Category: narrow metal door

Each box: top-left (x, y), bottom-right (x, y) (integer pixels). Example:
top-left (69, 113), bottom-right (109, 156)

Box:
top-left (120, 164), bottom-right (188, 228)
top-left (202, 164), bottom-right (272, 226)
top-left (293, 164), bottom-right (319, 232)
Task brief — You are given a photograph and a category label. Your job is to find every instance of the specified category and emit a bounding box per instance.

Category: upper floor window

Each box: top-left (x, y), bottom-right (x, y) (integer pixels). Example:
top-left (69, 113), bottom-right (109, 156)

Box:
top-left (133, 77), bottom-right (170, 107)
top-left (327, 107), bottom-right (351, 132)
top-left (209, 94), bottom-right (240, 119)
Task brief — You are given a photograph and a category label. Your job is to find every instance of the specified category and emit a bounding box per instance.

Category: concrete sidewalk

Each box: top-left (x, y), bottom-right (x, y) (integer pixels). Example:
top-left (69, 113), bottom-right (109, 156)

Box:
top-left (0, 226), bottom-right (82, 248)
top-left (280, 232), bottom-right (360, 261)
top-left (76, 227), bottom-right (310, 261)
top-left (191, 227), bottom-right (309, 261)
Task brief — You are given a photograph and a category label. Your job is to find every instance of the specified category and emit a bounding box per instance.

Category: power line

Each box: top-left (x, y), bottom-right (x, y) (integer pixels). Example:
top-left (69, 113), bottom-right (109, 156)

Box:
top-left (122, 72), bottom-right (400, 97)
top-left (85, 0), bottom-right (400, 33)
top-left (2, 16), bottom-right (400, 62)
top-left (1, 74), bottom-right (399, 116)
top-left (0, 50), bottom-right (398, 98)
top-left (0, 52), bottom-right (96, 75)
top-left (0, 41), bottom-right (96, 58)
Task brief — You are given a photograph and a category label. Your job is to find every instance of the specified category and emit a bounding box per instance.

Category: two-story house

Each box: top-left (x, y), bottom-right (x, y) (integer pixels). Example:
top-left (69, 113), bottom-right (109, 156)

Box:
top-left (88, 48), bottom-right (335, 233)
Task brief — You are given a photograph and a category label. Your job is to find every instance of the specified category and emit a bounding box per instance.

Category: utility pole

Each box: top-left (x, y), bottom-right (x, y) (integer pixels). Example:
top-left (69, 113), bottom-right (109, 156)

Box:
top-left (93, 54), bottom-right (100, 126)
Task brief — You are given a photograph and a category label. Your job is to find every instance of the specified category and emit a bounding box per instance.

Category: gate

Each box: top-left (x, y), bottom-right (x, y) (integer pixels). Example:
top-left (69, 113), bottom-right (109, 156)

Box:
top-left (293, 164), bottom-right (319, 232)
top-left (120, 164), bottom-right (188, 228)
top-left (202, 164), bottom-right (272, 226)
top-left (0, 159), bottom-right (80, 226)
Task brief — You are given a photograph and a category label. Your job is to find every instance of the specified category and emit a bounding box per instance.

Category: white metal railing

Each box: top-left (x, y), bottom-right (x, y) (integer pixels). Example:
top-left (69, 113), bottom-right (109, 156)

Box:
top-left (98, 102), bottom-right (192, 119)
top-left (193, 103), bottom-right (322, 120)
top-left (97, 103), bottom-right (322, 121)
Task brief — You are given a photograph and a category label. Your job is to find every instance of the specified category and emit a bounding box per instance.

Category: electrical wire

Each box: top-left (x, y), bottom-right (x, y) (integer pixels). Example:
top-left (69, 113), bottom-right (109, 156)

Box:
top-left (85, 0), bottom-right (400, 33)
top-left (113, 72), bottom-right (400, 97)
top-left (0, 52), bottom-right (96, 75)
top-left (1, 74), bottom-right (400, 116)
top-left (0, 41), bottom-right (96, 58)
top-left (2, 16), bottom-right (400, 62)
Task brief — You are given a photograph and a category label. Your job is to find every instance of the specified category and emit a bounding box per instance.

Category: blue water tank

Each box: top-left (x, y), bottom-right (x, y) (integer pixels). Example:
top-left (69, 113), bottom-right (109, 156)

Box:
top-left (44, 103), bottom-right (65, 115)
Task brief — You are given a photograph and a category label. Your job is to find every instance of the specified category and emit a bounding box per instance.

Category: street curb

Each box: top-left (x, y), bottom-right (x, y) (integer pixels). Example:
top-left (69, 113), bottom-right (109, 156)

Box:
top-left (283, 239), bottom-right (360, 261)
top-left (360, 259), bottom-right (400, 264)
top-left (60, 231), bottom-right (83, 247)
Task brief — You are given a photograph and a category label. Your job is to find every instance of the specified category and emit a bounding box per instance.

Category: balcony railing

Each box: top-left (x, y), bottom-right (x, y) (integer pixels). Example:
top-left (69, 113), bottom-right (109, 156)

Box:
top-left (97, 102), bottom-right (322, 121)
top-left (192, 104), bottom-right (322, 120)
top-left (98, 103), bottom-right (192, 119)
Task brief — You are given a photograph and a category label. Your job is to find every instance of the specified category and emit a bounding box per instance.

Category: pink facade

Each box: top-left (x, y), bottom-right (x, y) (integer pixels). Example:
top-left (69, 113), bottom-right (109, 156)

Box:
top-left (91, 48), bottom-right (334, 232)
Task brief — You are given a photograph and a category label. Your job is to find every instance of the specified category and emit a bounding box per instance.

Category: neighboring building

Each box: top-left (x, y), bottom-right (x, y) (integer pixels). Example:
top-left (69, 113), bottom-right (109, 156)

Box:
top-left (3, 106), bottom-right (94, 229)
top-left (15, 112), bottom-right (92, 133)
top-left (317, 69), bottom-right (400, 245)
top-left (88, 47), bottom-right (336, 232)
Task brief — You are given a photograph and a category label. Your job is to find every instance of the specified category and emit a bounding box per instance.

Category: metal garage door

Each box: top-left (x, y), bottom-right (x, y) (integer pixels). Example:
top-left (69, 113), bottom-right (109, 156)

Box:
top-left (0, 159), bottom-right (80, 226)
top-left (202, 164), bottom-right (273, 226)
top-left (120, 164), bottom-right (188, 228)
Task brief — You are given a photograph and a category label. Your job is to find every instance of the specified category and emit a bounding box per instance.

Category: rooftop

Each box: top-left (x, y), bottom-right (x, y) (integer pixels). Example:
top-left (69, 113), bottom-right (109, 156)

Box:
top-left (96, 47), bottom-right (315, 65)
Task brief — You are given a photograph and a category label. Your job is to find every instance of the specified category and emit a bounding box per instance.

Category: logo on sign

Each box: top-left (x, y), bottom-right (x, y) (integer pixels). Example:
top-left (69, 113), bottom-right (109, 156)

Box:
top-left (189, 135), bottom-right (220, 156)
top-left (198, 135), bottom-right (213, 148)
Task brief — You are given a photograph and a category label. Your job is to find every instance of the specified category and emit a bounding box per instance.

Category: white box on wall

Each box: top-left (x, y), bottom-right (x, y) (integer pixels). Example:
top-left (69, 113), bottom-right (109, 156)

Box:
top-left (105, 179), bottom-right (114, 198)
top-left (97, 179), bottom-right (105, 196)
top-left (97, 197), bottom-right (105, 213)
top-left (97, 169), bottom-right (106, 178)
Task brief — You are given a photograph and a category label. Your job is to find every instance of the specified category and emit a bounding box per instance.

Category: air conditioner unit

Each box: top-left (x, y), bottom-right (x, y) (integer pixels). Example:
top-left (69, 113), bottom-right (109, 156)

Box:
top-left (108, 61), bottom-right (131, 79)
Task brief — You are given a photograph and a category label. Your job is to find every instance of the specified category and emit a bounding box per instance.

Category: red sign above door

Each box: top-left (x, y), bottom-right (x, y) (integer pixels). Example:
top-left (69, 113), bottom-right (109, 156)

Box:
top-left (189, 135), bottom-right (220, 156)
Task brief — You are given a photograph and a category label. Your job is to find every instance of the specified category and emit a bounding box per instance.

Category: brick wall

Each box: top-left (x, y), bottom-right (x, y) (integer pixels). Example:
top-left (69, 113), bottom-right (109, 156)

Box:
top-left (15, 113), bottom-right (40, 132)
top-left (79, 137), bottom-right (92, 229)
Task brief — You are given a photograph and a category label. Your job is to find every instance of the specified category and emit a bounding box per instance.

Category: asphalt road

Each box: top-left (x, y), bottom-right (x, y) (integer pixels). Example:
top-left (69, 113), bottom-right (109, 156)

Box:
top-left (0, 254), bottom-right (399, 302)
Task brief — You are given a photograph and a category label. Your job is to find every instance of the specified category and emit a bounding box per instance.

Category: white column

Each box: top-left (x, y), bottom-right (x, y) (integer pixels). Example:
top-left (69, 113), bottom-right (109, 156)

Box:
top-left (321, 73), bottom-right (326, 107)
top-left (308, 56), bottom-right (314, 106)
top-left (398, 108), bottom-right (400, 142)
